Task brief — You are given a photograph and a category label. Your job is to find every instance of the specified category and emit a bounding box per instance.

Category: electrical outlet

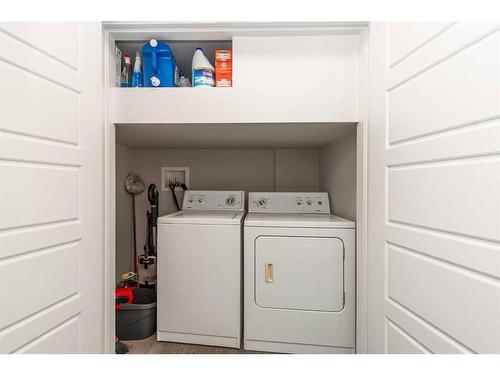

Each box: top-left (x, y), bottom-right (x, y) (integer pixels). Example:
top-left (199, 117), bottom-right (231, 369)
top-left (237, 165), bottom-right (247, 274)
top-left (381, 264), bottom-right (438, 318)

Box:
top-left (161, 167), bottom-right (190, 192)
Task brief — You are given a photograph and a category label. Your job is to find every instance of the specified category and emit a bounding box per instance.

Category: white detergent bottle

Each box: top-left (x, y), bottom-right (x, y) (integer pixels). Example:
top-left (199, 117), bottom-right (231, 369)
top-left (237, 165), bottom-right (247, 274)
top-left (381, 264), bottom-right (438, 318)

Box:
top-left (192, 47), bottom-right (215, 87)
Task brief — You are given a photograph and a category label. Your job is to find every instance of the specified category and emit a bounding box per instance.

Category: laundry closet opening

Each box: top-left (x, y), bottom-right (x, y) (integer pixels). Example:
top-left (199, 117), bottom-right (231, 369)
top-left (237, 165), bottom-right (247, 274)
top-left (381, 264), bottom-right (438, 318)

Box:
top-left (105, 22), bottom-right (368, 354)
top-left (113, 121), bottom-right (358, 353)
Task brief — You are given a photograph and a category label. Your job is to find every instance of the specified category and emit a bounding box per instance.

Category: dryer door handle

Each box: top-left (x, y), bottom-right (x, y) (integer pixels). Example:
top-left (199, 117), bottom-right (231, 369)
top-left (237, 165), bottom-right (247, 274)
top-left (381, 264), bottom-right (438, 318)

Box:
top-left (265, 263), bottom-right (274, 283)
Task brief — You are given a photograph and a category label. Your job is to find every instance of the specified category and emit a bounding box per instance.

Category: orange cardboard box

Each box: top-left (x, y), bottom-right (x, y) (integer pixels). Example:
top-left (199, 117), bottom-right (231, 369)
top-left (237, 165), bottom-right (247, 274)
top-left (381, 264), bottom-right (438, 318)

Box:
top-left (215, 49), bottom-right (232, 87)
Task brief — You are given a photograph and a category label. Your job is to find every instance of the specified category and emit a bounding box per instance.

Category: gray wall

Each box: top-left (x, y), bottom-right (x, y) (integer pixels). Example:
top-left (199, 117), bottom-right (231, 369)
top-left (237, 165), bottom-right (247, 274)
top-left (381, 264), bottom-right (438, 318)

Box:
top-left (115, 147), bottom-right (320, 282)
top-left (275, 149), bottom-right (319, 192)
top-left (115, 144), bottom-right (134, 283)
top-left (319, 129), bottom-right (357, 220)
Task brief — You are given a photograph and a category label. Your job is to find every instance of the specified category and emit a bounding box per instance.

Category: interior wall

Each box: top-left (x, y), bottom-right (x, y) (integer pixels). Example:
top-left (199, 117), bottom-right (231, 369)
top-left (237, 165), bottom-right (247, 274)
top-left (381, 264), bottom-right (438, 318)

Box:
top-left (115, 147), bottom-right (320, 281)
top-left (275, 149), bottom-right (319, 192)
top-left (115, 144), bottom-right (133, 283)
top-left (319, 129), bottom-right (357, 220)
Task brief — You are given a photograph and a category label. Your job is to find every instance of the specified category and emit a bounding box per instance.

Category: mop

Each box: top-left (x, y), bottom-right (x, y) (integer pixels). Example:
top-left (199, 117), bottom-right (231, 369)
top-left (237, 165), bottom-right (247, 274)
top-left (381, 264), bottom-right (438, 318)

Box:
top-left (124, 173), bottom-right (146, 278)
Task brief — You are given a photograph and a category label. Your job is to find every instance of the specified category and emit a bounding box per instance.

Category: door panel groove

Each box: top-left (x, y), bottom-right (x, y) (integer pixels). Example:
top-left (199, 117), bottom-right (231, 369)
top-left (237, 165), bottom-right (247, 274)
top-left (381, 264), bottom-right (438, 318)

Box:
top-left (10, 314), bottom-right (80, 354)
top-left (389, 22), bottom-right (456, 68)
top-left (387, 27), bottom-right (500, 91)
top-left (0, 218), bottom-right (81, 236)
top-left (387, 297), bottom-right (475, 353)
top-left (386, 223), bottom-right (500, 279)
top-left (387, 114), bottom-right (500, 148)
top-left (0, 55), bottom-right (81, 94)
top-left (0, 27), bottom-right (79, 72)
top-left (387, 219), bottom-right (500, 245)
top-left (386, 318), bottom-right (433, 353)
top-left (0, 293), bottom-right (80, 335)
top-left (387, 242), bottom-right (500, 283)
top-left (0, 128), bottom-right (81, 148)
top-left (386, 297), bottom-right (474, 353)
top-left (0, 158), bottom-right (81, 170)
top-left (0, 239), bottom-right (81, 262)
top-left (386, 150), bottom-right (500, 168)
top-left (0, 221), bottom-right (82, 261)
top-left (0, 156), bottom-right (83, 169)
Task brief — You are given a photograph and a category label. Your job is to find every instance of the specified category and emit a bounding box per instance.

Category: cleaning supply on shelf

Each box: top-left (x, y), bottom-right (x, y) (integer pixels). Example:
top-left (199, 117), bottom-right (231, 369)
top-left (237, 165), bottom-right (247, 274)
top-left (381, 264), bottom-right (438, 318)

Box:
top-left (131, 51), bottom-right (143, 87)
top-left (215, 49), bottom-right (232, 87)
top-left (178, 71), bottom-right (191, 87)
top-left (121, 53), bottom-right (132, 87)
top-left (115, 46), bottom-right (123, 87)
top-left (192, 47), bottom-right (215, 87)
top-left (142, 39), bottom-right (179, 87)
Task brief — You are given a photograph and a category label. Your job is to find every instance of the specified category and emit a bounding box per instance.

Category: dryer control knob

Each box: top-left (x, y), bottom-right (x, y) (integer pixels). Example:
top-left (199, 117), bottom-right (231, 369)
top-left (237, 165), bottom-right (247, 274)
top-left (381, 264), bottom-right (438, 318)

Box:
top-left (257, 198), bottom-right (268, 208)
top-left (226, 196), bottom-right (236, 206)
top-left (307, 199), bottom-right (313, 205)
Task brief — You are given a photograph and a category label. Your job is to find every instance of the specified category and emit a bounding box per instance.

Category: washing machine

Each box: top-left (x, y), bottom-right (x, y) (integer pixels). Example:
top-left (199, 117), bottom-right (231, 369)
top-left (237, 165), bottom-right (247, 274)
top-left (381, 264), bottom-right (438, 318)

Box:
top-left (157, 190), bottom-right (245, 348)
top-left (244, 192), bottom-right (355, 354)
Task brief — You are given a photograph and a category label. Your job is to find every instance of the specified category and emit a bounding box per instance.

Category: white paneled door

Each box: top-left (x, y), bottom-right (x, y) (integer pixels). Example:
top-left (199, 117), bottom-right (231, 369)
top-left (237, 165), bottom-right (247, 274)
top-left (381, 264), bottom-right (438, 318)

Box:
top-left (0, 23), bottom-right (103, 353)
top-left (368, 22), bottom-right (500, 353)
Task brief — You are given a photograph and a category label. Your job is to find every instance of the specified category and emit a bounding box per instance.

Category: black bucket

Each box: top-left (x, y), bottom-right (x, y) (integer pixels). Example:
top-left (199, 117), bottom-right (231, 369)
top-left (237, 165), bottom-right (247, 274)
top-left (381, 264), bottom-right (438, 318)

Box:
top-left (116, 288), bottom-right (157, 340)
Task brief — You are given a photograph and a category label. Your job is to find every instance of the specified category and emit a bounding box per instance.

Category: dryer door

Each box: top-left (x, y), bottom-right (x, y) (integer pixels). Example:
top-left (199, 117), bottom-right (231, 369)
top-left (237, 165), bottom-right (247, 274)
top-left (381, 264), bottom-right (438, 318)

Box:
top-left (255, 236), bottom-right (344, 312)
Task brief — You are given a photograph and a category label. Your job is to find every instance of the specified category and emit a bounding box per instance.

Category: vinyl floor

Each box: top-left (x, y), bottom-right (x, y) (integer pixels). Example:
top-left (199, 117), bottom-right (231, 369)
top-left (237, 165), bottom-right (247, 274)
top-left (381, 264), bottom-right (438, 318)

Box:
top-left (122, 334), bottom-right (268, 354)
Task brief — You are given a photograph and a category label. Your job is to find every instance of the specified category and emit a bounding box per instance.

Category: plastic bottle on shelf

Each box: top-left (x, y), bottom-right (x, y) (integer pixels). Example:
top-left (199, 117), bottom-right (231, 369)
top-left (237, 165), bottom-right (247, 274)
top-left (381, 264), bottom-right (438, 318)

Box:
top-left (121, 53), bottom-right (132, 87)
top-left (131, 51), bottom-right (143, 87)
top-left (142, 39), bottom-right (179, 87)
top-left (178, 71), bottom-right (191, 87)
top-left (192, 47), bottom-right (215, 87)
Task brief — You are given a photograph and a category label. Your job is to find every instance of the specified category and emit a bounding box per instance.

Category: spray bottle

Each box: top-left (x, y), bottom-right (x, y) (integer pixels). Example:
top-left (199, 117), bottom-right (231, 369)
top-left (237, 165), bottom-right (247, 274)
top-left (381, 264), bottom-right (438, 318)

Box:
top-left (131, 51), bottom-right (143, 87)
top-left (121, 53), bottom-right (132, 87)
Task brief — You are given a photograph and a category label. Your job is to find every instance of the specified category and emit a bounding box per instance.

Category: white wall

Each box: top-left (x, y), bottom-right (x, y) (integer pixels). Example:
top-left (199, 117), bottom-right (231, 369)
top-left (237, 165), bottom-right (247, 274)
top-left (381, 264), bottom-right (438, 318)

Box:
top-left (115, 147), bottom-right (321, 281)
top-left (319, 129), bottom-right (357, 220)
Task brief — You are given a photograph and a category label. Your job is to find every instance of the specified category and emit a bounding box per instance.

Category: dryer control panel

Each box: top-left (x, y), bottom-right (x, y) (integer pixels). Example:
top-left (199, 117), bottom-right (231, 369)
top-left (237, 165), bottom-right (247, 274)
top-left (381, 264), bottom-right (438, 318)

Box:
top-left (183, 191), bottom-right (245, 211)
top-left (248, 192), bottom-right (331, 213)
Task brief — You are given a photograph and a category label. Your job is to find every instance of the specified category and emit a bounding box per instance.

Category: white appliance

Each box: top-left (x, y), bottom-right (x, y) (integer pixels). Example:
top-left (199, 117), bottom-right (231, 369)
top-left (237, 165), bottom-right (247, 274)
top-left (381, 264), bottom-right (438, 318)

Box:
top-left (157, 191), bottom-right (245, 348)
top-left (244, 192), bottom-right (355, 354)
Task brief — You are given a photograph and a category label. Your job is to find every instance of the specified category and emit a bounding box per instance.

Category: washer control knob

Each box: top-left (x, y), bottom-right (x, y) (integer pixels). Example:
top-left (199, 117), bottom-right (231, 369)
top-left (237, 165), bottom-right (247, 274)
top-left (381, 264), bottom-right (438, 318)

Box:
top-left (296, 198), bottom-right (304, 205)
top-left (307, 199), bottom-right (313, 205)
top-left (257, 198), bottom-right (268, 208)
top-left (317, 200), bottom-right (323, 205)
top-left (226, 196), bottom-right (236, 206)
top-left (198, 198), bottom-right (203, 203)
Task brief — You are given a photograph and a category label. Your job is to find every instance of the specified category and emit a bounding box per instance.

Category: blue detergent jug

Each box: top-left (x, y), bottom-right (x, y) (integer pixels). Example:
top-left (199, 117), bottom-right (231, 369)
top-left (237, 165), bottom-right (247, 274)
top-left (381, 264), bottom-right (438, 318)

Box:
top-left (142, 39), bottom-right (179, 87)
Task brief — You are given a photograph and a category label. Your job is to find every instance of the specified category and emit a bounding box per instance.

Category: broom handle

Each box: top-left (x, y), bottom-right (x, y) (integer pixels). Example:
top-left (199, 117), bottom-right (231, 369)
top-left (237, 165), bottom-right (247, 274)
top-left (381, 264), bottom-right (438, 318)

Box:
top-left (132, 194), bottom-right (138, 275)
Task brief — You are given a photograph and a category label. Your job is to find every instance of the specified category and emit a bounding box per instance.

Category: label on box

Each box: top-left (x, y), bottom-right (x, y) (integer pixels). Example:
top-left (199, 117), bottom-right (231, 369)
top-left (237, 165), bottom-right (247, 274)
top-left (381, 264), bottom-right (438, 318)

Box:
top-left (215, 49), bottom-right (232, 87)
top-left (215, 49), bottom-right (232, 72)
top-left (216, 71), bottom-right (232, 87)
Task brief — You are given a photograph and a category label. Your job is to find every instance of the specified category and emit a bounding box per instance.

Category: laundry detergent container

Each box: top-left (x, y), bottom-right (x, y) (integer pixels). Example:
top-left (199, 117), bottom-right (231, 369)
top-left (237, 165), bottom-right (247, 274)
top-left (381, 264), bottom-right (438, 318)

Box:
top-left (142, 39), bottom-right (179, 87)
top-left (116, 287), bottom-right (157, 340)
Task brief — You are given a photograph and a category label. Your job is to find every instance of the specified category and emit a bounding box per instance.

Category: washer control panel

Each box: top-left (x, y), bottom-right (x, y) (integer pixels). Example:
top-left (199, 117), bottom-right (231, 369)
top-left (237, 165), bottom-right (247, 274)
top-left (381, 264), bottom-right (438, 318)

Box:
top-left (249, 192), bottom-right (330, 213)
top-left (183, 191), bottom-right (245, 211)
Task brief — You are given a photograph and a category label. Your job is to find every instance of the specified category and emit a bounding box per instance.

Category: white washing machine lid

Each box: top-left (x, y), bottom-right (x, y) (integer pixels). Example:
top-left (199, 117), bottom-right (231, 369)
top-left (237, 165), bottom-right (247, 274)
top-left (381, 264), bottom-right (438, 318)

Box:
top-left (244, 212), bottom-right (355, 228)
top-left (158, 210), bottom-right (245, 225)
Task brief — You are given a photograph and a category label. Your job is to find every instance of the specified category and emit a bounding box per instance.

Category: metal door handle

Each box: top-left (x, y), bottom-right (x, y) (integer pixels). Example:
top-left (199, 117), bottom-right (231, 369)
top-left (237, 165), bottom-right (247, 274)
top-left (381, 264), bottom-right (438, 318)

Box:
top-left (265, 263), bottom-right (273, 283)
